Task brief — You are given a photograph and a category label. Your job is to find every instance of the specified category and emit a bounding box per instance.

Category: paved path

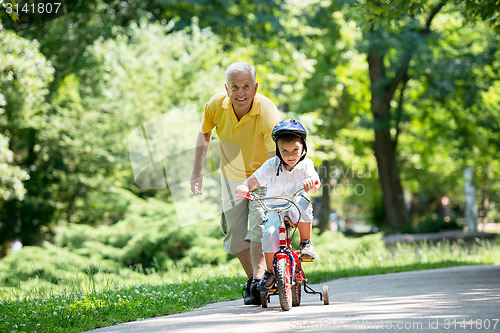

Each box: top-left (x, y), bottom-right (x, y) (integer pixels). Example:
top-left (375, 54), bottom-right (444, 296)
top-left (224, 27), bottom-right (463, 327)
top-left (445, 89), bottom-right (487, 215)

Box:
top-left (87, 265), bottom-right (500, 333)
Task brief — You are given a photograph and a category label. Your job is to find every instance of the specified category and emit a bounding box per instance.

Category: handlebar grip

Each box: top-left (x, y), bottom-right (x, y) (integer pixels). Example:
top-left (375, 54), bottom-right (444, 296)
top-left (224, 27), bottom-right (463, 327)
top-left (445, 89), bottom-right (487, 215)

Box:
top-left (235, 193), bottom-right (253, 201)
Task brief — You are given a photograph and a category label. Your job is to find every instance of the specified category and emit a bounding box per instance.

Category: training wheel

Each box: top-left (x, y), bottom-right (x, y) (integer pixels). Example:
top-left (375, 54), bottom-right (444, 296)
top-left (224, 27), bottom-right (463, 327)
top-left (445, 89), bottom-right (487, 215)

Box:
top-left (323, 285), bottom-right (329, 305)
top-left (260, 291), bottom-right (268, 308)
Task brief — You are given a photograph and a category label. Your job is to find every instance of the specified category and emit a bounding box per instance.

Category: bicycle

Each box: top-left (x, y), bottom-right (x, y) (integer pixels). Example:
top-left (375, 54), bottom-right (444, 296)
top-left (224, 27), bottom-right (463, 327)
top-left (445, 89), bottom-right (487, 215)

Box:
top-left (237, 185), bottom-right (329, 311)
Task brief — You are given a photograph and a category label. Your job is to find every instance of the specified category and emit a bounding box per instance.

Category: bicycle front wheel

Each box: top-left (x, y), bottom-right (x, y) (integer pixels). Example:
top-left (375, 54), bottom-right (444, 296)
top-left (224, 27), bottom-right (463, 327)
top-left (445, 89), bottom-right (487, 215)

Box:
top-left (276, 258), bottom-right (292, 311)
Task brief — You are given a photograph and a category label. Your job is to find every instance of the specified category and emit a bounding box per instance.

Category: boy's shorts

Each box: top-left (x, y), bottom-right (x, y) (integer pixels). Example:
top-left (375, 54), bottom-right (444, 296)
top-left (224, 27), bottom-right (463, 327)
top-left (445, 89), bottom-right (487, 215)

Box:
top-left (261, 195), bottom-right (313, 253)
top-left (220, 177), bottom-right (267, 254)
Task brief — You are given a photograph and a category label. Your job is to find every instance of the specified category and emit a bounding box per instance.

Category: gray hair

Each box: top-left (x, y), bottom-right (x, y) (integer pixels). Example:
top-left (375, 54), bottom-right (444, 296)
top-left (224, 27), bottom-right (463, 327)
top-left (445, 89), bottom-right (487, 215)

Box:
top-left (224, 62), bottom-right (257, 85)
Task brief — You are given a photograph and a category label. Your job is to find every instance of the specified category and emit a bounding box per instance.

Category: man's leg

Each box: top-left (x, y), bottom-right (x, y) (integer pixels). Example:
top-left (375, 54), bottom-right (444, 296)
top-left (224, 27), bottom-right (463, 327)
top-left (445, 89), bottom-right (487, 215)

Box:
top-left (236, 247), bottom-right (253, 279)
top-left (244, 186), bottom-right (268, 305)
top-left (250, 241), bottom-right (266, 278)
top-left (220, 177), bottom-right (256, 304)
top-left (247, 185), bottom-right (267, 279)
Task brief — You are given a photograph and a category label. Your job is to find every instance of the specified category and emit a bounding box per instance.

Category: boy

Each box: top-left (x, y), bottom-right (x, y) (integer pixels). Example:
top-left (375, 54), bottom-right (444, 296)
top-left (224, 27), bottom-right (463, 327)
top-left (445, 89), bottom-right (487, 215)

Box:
top-left (235, 119), bottom-right (320, 292)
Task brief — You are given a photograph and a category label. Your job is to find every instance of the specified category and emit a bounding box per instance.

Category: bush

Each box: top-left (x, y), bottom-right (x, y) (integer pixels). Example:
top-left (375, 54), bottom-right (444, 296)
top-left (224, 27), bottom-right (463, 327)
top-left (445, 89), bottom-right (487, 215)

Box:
top-left (416, 214), bottom-right (462, 233)
top-left (57, 190), bottom-right (225, 269)
top-left (0, 189), bottom-right (228, 295)
top-left (0, 242), bottom-right (122, 288)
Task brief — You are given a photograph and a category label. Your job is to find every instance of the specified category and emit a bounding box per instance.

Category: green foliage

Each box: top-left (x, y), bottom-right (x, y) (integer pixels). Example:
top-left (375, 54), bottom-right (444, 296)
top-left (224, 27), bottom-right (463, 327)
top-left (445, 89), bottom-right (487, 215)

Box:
top-left (0, 189), bottom-right (227, 302)
top-left (415, 215), bottom-right (461, 234)
top-left (292, 0), bottom-right (500, 228)
top-left (0, 242), bottom-right (122, 289)
top-left (0, 26), bottom-right (54, 129)
top-left (0, 134), bottom-right (29, 200)
top-left (0, 24), bottom-right (55, 242)
top-left (1, 18), bottom-right (226, 245)
top-left (83, 20), bottom-right (224, 118)
top-left (55, 189), bottom-right (226, 269)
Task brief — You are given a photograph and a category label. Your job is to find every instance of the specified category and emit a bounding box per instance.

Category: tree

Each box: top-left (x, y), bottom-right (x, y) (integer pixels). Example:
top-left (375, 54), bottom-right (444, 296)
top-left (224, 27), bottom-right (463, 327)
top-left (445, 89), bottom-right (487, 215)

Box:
top-left (406, 15), bottom-right (500, 228)
top-left (295, 0), bottom-right (499, 229)
top-left (0, 18), bottom-right (228, 246)
top-left (0, 23), bottom-right (54, 244)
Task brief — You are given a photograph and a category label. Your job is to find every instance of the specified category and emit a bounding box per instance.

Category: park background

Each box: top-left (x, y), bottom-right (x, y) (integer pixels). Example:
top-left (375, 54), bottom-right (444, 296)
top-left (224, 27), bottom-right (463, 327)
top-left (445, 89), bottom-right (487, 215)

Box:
top-left (0, 0), bottom-right (499, 332)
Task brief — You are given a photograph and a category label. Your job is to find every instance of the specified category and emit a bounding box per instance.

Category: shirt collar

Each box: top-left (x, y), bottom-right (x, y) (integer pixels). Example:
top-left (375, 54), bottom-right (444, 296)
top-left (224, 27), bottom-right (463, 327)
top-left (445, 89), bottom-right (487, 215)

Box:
top-left (274, 156), bottom-right (305, 173)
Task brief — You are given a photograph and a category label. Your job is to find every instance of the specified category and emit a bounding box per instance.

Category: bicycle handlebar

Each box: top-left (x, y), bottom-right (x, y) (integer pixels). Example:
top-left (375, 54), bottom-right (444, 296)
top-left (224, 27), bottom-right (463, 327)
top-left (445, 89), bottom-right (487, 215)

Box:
top-left (236, 180), bottom-right (319, 214)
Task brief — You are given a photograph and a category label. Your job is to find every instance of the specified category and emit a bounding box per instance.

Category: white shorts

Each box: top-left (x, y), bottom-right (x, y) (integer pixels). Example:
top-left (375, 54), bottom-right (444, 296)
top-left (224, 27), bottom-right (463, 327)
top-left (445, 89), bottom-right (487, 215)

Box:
top-left (261, 195), bottom-right (313, 253)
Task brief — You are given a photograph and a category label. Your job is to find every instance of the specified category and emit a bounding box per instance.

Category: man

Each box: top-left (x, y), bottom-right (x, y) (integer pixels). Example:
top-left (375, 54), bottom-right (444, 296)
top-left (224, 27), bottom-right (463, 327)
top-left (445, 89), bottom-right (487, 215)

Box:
top-left (190, 62), bottom-right (281, 305)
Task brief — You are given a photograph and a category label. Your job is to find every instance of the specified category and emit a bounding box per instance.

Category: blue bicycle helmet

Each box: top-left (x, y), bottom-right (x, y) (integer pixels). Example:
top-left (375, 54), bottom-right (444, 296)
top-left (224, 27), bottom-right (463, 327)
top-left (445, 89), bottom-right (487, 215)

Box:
top-left (272, 119), bottom-right (308, 175)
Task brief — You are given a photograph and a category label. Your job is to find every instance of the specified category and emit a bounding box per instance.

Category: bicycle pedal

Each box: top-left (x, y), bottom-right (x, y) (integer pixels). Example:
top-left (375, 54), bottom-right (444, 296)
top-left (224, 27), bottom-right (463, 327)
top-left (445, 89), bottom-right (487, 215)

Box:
top-left (300, 256), bottom-right (314, 262)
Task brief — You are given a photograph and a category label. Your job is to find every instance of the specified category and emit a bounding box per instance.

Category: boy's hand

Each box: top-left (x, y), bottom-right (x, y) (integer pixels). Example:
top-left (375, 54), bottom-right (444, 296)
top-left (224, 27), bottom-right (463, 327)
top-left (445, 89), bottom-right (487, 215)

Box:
top-left (235, 185), bottom-right (250, 196)
top-left (303, 178), bottom-right (320, 192)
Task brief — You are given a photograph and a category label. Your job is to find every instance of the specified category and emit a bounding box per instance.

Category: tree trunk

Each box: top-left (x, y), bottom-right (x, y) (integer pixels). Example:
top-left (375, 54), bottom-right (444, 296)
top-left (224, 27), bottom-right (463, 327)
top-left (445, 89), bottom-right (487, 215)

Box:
top-left (318, 160), bottom-right (331, 233)
top-left (372, 130), bottom-right (408, 228)
top-left (480, 164), bottom-right (490, 231)
top-left (463, 166), bottom-right (477, 232)
top-left (367, 44), bottom-right (409, 229)
top-left (409, 192), bottom-right (420, 229)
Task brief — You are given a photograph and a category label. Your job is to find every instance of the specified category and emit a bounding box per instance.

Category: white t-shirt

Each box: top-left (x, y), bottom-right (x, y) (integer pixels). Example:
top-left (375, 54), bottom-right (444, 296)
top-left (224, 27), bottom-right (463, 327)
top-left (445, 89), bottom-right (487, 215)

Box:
top-left (253, 156), bottom-right (319, 205)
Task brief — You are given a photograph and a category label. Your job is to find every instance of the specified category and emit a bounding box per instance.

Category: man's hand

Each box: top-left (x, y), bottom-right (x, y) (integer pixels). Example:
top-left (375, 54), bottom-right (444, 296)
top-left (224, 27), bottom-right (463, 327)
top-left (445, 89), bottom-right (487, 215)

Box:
top-left (190, 130), bottom-right (212, 196)
top-left (235, 185), bottom-right (250, 197)
top-left (190, 173), bottom-right (203, 195)
top-left (303, 178), bottom-right (320, 192)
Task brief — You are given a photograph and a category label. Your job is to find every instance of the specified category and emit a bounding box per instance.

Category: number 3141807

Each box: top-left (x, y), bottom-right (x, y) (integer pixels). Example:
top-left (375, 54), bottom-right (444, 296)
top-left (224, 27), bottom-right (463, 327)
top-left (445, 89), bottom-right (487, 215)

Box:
top-left (5, 2), bottom-right (62, 14)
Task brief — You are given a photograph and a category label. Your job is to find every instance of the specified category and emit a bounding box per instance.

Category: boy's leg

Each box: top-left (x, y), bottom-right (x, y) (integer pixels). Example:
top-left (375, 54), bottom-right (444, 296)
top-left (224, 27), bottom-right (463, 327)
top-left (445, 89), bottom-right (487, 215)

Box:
top-left (293, 196), bottom-right (316, 258)
top-left (293, 195), bottom-right (314, 240)
top-left (257, 252), bottom-right (276, 292)
top-left (265, 252), bottom-right (274, 272)
top-left (258, 213), bottom-right (279, 292)
top-left (298, 221), bottom-right (316, 259)
top-left (298, 221), bottom-right (312, 242)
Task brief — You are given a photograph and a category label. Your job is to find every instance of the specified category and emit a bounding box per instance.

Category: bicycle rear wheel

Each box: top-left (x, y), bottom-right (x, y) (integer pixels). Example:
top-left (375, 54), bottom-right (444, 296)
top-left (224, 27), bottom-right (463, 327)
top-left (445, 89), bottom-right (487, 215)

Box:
top-left (292, 280), bottom-right (301, 306)
top-left (276, 258), bottom-right (292, 311)
top-left (260, 291), bottom-right (268, 308)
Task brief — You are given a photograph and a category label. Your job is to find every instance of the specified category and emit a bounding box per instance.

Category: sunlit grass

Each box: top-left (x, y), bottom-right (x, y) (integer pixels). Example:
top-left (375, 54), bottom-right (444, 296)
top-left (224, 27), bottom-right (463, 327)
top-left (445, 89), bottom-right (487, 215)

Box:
top-left (0, 277), bottom-right (244, 333)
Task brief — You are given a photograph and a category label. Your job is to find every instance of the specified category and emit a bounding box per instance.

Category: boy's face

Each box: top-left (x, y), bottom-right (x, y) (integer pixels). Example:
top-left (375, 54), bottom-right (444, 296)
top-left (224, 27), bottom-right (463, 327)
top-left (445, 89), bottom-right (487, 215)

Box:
top-left (277, 138), bottom-right (303, 168)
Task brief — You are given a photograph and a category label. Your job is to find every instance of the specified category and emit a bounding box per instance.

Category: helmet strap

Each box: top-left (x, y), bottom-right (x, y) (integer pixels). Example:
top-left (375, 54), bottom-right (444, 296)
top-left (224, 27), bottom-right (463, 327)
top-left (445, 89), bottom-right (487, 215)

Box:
top-left (276, 161), bottom-right (283, 176)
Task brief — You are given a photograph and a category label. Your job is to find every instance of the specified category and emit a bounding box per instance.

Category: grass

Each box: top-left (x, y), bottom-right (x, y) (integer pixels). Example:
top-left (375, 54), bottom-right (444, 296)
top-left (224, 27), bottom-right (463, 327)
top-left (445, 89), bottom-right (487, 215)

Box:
top-left (0, 277), bottom-right (243, 333)
top-left (1, 232), bottom-right (498, 333)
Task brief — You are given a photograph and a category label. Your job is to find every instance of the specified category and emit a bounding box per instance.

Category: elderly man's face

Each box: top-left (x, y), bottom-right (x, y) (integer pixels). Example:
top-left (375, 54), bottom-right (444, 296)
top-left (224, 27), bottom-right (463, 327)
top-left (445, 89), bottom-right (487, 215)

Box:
top-left (225, 69), bottom-right (258, 114)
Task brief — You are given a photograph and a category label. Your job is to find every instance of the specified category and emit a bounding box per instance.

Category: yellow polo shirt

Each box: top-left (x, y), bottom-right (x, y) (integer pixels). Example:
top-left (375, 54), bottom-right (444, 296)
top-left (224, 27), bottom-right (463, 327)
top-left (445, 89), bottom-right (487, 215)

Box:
top-left (201, 92), bottom-right (281, 182)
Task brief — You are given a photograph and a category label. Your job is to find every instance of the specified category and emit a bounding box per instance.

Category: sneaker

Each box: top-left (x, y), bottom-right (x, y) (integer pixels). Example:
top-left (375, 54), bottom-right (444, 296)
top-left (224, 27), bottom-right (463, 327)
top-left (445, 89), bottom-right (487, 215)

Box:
top-left (242, 278), bottom-right (253, 305)
top-left (257, 270), bottom-right (275, 292)
top-left (300, 240), bottom-right (316, 259)
top-left (250, 279), bottom-right (262, 305)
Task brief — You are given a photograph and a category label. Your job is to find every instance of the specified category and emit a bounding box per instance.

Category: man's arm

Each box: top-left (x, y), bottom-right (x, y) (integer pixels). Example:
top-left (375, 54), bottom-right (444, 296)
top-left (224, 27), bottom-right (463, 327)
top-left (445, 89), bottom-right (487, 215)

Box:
top-left (190, 130), bottom-right (212, 195)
